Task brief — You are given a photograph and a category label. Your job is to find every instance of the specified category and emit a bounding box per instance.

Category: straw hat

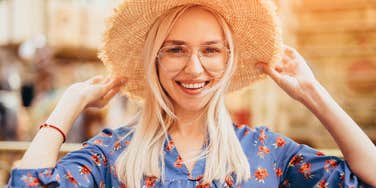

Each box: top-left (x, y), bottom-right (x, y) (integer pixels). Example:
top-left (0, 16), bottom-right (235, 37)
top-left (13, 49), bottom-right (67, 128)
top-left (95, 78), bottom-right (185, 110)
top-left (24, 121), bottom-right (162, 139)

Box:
top-left (99, 0), bottom-right (283, 98)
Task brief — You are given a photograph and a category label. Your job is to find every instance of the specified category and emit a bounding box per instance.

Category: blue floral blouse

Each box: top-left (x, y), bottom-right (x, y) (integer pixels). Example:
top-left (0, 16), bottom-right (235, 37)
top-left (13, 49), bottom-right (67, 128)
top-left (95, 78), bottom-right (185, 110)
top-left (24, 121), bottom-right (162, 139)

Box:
top-left (7, 124), bottom-right (371, 187)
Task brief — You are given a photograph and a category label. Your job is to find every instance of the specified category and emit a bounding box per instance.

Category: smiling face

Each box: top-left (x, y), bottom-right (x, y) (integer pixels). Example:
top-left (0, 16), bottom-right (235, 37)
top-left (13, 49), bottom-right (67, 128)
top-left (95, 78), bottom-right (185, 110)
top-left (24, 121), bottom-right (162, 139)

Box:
top-left (157, 7), bottom-right (227, 112)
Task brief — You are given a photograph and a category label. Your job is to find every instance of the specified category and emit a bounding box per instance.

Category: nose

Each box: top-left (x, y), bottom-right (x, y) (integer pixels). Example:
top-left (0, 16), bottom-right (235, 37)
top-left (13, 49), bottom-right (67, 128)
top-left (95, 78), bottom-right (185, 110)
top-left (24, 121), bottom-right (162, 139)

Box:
top-left (183, 53), bottom-right (204, 75)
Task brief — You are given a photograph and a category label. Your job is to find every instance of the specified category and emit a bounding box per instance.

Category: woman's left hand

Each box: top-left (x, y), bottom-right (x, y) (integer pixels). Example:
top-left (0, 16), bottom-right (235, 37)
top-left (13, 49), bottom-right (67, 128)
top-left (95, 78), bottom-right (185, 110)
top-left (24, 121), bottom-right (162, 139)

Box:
top-left (256, 45), bottom-right (319, 103)
top-left (258, 46), bottom-right (376, 187)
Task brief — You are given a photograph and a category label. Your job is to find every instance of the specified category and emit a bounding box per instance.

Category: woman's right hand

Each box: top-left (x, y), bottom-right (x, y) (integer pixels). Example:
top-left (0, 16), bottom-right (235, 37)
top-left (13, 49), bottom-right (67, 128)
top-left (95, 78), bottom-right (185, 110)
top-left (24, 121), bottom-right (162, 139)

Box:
top-left (65, 75), bottom-right (126, 110)
top-left (46, 75), bottom-right (125, 134)
top-left (17, 75), bottom-right (125, 169)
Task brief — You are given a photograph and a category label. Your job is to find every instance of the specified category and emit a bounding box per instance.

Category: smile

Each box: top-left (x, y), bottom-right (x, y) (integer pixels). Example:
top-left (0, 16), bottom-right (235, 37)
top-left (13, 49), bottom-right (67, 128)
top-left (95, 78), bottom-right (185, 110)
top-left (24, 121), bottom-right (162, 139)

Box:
top-left (175, 80), bottom-right (210, 95)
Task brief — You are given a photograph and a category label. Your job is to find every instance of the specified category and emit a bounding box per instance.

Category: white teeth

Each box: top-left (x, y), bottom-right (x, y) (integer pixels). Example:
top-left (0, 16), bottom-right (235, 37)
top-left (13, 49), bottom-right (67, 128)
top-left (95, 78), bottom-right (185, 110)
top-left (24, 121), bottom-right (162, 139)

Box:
top-left (181, 82), bottom-right (206, 89)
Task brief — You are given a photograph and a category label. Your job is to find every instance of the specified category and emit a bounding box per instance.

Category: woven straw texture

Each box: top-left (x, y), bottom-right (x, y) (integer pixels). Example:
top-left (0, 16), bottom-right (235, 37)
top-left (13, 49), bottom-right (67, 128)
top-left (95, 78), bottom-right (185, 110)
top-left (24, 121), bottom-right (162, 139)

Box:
top-left (99, 0), bottom-right (283, 98)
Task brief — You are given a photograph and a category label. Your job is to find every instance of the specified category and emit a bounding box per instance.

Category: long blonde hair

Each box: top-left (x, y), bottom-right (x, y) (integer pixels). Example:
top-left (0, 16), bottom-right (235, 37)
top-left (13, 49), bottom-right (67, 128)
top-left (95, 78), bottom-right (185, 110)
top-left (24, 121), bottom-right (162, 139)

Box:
top-left (116, 4), bottom-right (251, 187)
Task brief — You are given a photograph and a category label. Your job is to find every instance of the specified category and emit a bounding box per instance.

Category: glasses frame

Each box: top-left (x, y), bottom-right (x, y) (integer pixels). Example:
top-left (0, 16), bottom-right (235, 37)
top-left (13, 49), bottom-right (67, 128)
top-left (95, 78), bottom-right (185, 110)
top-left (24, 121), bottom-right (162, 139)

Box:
top-left (156, 42), bottom-right (231, 76)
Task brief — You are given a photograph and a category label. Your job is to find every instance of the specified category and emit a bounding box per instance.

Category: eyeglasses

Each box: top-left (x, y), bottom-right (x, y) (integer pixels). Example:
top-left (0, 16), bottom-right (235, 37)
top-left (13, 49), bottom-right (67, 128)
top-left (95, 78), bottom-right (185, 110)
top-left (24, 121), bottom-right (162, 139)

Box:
top-left (157, 43), bottom-right (230, 77)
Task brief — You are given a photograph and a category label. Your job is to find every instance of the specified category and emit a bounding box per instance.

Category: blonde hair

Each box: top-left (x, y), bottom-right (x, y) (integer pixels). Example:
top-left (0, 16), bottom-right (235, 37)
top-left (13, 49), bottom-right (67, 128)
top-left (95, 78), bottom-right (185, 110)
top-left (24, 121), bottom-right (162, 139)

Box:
top-left (115, 4), bottom-right (251, 187)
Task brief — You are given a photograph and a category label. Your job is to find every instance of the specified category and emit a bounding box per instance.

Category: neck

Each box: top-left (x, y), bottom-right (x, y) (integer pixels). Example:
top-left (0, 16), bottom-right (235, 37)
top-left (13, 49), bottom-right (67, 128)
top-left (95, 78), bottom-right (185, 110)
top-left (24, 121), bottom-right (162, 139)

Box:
top-left (169, 106), bottom-right (207, 138)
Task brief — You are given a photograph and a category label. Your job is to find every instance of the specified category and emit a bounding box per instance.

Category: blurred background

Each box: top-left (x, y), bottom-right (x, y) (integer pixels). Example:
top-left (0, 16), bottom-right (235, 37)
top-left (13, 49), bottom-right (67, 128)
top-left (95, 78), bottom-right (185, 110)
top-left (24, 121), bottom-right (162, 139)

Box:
top-left (0, 0), bottom-right (375, 185)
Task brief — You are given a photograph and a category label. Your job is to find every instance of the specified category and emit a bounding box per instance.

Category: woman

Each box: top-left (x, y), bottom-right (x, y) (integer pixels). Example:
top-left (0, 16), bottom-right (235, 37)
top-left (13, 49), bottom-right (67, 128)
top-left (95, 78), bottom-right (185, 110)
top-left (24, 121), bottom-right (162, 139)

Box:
top-left (8, 0), bottom-right (376, 187)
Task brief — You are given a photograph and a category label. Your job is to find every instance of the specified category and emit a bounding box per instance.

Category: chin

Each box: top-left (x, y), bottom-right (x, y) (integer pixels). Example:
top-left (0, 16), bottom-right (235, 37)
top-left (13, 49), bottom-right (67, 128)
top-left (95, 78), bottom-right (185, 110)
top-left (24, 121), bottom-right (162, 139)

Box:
top-left (173, 96), bottom-right (211, 112)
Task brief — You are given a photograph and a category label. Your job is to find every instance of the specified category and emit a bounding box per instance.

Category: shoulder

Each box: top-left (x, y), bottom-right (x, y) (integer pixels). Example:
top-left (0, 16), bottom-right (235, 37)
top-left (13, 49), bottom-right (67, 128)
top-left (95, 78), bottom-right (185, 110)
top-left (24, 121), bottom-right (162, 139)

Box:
top-left (232, 123), bottom-right (278, 144)
top-left (82, 126), bottom-right (135, 161)
top-left (86, 126), bottom-right (134, 145)
top-left (232, 123), bottom-right (299, 157)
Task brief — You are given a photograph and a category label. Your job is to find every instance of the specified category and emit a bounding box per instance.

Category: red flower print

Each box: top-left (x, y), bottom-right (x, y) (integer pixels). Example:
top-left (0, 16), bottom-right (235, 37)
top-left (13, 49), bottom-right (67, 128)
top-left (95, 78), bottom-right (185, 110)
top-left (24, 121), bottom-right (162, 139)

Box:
top-left (258, 129), bottom-right (267, 144)
top-left (288, 154), bottom-right (303, 167)
top-left (78, 165), bottom-right (91, 182)
top-left (166, 140), bottom-right (175, 152)
top-left (299, 163), bottom-right (313, 179)
top-left (21, 173), bottom-right (40, 187)
top-left (282, 179), bottom-right (290, 187)
top-left (275, 167), bottom-right (283, 177)
top-left (324, 159), bottom-right (338, 172)
top-left (298, 163), bottom-right (311, 173)
top-left (243, 128), bottom-right (250, 136)
top-left (125, 140), bottom-right (131, 145)
top-left (92, 139), bottom-right (107, 147)
top-left (196, 175), bottom-right (204, 181)
top-left (316, 151), bottom-right (325, 156)
top-left (225, 175), bottom-right (234, 186)
top-left (113, 140), bottom-right (122, 151)
top-left (339, 172), bottom-right (345, 188)
top-left (39, 169), bottom-right (53, 178)
top-left (144, 176), bottom-right (158, 188)
top-left (81, 143), bottom-right (89, 149)
top-left (65, 170), bottom-right (78, 188)
top-left (91, 153), bottom-right (102, 166)
top-left (254, 168), bottom-right (268, 183)
top-left (196, 182), bottom-right (211, 188)
top-left (316, 180), bottom-right (329, 188)
top-left (273, 137), bottom-right (286, 148)
top-left (257, 146), bottom-right (270, 158)
top-left (189, 174), bottom-right (203, 181)
top-left (79, 165), bottom-right (91, 175)
top-left (234, 123), bottom-right (245, 129)
top-left (316, 179), bottom-right (329, 188)
top-left (174, 155), bottom-right (184, 168)
top-left (102, 154), bottom-right (108, 166)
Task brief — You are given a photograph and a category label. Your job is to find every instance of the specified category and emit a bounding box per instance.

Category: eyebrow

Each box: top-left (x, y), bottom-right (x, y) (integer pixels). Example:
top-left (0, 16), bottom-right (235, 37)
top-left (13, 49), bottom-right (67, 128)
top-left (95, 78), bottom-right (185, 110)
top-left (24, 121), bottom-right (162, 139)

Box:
top-left (163, 40), bottom-right (225, 46)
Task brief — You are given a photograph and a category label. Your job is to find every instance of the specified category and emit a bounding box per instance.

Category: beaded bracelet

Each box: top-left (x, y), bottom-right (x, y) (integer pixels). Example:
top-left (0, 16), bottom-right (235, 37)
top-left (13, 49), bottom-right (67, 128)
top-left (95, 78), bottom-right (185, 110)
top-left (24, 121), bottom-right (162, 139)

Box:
top-left (39, 123), bottom-right (67, 143)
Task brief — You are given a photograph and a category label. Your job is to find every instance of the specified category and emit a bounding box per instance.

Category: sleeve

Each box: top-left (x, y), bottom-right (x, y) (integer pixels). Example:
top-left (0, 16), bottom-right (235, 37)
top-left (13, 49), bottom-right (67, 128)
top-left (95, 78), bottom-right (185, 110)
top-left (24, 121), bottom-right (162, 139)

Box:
top-left (7, 128), bottom-right (129, 188)
top-left (256, 127), bottom-right (372, 188)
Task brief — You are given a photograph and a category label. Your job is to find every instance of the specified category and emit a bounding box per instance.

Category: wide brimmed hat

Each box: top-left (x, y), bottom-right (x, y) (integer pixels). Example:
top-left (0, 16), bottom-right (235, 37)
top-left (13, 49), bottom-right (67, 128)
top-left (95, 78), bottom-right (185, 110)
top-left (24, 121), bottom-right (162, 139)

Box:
top-left (99, 0), bottom-right (283, 98)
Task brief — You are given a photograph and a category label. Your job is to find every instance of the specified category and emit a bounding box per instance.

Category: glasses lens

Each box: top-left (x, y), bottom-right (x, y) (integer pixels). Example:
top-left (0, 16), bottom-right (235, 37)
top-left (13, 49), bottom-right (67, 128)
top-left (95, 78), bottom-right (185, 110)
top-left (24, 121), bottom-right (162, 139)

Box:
top-left (158, 45), bottom-right (190, 73)
top-left (158, 44), bottom-right (229, 76)
top-left (199, 45), bottom-right (228, 77)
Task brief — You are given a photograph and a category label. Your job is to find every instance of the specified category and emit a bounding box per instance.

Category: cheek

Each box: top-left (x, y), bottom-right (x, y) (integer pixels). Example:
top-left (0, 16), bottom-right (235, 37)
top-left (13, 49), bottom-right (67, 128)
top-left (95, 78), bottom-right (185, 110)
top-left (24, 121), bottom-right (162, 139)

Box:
top-left (158, 67), bottom-right (175, 95)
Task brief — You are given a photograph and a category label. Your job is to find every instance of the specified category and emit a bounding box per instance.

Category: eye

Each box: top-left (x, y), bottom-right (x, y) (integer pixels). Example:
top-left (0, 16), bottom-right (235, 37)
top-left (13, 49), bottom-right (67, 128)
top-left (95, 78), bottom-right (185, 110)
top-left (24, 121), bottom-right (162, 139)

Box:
top-left (207, 47), bottom-right (220, 53)
top-left (162, 46), bottom-right (190, 56)
top-left (166, 47), bottom-right (183, 53)
top-left (201, 47), bottom-right (222, 55)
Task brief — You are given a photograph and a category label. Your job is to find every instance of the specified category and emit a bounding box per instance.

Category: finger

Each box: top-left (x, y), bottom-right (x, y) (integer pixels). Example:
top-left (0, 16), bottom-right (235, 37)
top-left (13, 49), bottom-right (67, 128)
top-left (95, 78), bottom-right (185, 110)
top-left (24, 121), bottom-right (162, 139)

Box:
top-left (282, 57), bottom-right (290, 65)
top-left (256, 63), bottom-right (282, 83)
top-left (104, 77), bottom-right (125, 91)
top-left (86, 75), bottom-right (104, 84)
top-left (102, 86), bottom-right (121, 102)
top-left (283, 44), bottom-right (297, 58)
top-left (275, 64), bottom-right (283, 73)
top-left (95, 87), bottom-right (121, 108)
top-left (102, 75), bottom-right (112, 84)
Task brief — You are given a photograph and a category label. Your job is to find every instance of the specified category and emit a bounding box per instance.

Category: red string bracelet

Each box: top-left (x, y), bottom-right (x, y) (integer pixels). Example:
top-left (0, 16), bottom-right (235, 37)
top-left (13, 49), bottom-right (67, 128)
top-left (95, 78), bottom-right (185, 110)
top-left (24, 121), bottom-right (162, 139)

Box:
top-left (39, 123), bottom-right (67, 143)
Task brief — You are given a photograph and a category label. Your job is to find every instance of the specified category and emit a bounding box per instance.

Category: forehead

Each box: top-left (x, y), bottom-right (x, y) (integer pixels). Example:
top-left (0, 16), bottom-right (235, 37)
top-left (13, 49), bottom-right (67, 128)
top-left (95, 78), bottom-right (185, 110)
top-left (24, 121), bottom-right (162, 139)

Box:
top-left (165, 7), bottom-right (225, 45)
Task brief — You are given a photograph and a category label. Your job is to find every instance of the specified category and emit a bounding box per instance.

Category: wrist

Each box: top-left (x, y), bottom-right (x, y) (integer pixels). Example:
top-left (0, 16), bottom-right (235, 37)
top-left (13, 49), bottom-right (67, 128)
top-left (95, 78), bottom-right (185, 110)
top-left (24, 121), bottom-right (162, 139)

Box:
top-left (46, 94), bottom-right (85, 134)
top-left (299, 81), bottom-right (332, 116)
top-left (39, 123), bottom-right (67, 143)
